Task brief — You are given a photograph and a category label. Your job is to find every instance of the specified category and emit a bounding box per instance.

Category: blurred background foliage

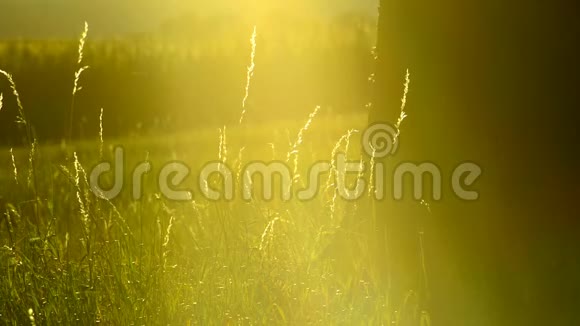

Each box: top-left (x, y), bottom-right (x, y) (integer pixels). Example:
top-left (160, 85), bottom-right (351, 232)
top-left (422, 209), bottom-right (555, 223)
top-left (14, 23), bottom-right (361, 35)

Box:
top-left (0, 9), bottom-right (377, 146)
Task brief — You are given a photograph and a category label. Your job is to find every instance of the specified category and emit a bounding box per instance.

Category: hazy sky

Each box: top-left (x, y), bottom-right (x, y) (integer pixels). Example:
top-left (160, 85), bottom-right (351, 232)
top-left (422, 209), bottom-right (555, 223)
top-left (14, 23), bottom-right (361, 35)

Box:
top-left (0, 0), bottom-right (378, 39)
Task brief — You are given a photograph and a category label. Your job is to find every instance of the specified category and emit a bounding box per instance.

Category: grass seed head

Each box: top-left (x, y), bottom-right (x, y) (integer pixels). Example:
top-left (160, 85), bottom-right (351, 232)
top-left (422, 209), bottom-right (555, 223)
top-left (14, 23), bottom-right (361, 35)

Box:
top-left (99, 108), bottom-right (104, 159)
top-left (77, 21), bottom-right (89, 65)
top-left (240, 25), bottom-right (258, 124)
top-left (9, 148), bottom-right (18, 185)
top-left (28, 308), bottom-right (36, 326)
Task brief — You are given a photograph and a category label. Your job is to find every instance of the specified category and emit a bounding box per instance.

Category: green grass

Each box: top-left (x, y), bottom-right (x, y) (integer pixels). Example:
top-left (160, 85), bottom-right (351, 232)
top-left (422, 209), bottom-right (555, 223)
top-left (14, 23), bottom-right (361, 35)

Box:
top-left (0, 113), bottom-right (433, 324)
top-left (0, 22), bottom-right (430, 325)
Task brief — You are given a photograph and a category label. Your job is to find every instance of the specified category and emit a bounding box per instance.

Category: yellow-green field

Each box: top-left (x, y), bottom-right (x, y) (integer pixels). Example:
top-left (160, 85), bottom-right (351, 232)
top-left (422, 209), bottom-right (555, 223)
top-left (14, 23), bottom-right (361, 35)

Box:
top-left (2, 1), bottom-right (578, 325)
top-left (0, 110), bottom-right (435, 324)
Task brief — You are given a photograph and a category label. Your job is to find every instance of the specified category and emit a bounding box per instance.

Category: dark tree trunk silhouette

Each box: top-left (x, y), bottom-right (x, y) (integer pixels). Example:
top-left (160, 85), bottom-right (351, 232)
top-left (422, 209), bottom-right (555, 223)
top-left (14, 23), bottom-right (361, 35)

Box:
top-left (371, 1), bottom-right (579, 325)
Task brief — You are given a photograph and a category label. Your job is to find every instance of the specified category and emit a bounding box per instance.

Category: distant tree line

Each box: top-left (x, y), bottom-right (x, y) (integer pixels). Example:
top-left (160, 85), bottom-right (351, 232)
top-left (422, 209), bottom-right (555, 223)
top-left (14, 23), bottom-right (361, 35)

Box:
top-left (0, 13), bottom-right (376, 146)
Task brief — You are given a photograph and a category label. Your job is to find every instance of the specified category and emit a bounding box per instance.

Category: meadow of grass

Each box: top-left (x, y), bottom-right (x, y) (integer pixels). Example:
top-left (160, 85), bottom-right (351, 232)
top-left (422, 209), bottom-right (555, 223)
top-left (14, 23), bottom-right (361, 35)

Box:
top-left (0, 112), bottom-right (436, 324)
top-left (0, 21), bottom-right (431, 325)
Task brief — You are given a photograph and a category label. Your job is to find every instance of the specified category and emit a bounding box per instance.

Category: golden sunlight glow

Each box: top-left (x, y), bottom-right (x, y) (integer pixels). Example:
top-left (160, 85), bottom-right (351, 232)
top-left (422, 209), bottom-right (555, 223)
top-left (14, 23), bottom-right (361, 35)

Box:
top-left (1, 1), bottom-right (568, 325)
